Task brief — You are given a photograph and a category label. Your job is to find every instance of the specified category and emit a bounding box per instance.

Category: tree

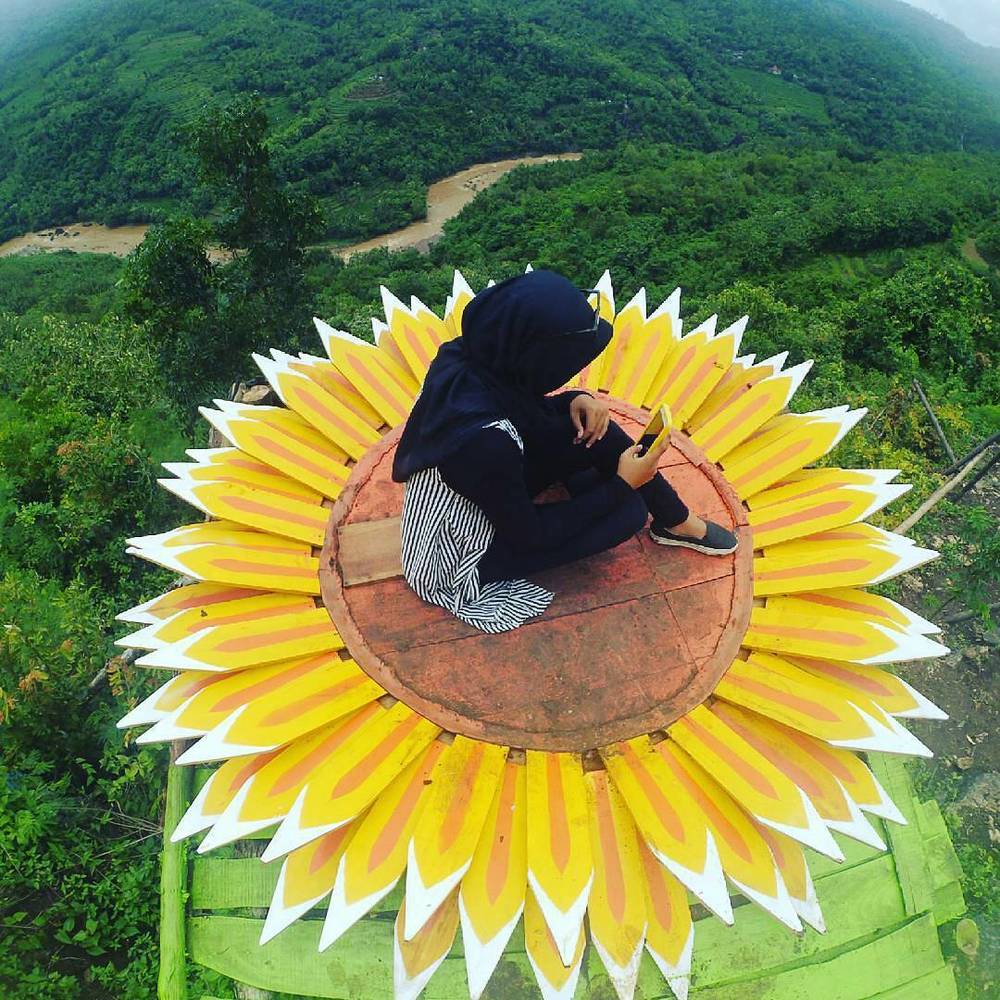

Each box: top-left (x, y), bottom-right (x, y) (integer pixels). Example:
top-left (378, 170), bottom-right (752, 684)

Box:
top-left (184, 92), bottom-right (326, 352)
top-left (118, 94), bottom-right (328, 400)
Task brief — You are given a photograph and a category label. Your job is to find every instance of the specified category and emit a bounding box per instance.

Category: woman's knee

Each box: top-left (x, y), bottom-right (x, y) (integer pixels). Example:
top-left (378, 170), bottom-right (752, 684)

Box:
top-left (582, 418), bottom-right (635, 474)
top-left (604, 488), bottom-right (648, 547)
top-left (622, 488), bottom-right (648, 535)
top-left (600, 418), bottom-right (634, 452)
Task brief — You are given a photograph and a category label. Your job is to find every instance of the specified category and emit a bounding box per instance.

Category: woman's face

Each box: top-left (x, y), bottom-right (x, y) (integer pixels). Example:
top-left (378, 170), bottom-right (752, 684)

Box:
top-left (517, 317), bottom-right (613, 395)
top-left (462, 270), bottom-right (612, 395)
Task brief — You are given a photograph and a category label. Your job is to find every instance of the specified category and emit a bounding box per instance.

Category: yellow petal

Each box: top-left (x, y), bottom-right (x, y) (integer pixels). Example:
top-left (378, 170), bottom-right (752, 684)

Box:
top-left (137, 608), bottom-right (339, 672)
top-left (459, 757), bottom-right (528, 999)
top-left (600, 736), bottom-right (731, 922)
top-left (321, 740), bottom-right (448, 951)
top-left (637, 837), bottom-right (693, 988)
top-left (159, 478), bottom-right (327, 547)
top-left (524, 886), bottom-right (586, 999)
top-left (261, 823), bottom-right (356, 943)
top-left (666, 705), bottom-right (842, 859)
top-left (657, 739), bottom-right (801, 929)
top-left (720, 408), bottom-right (867, 499)
top-left (266, 702), bottom-right (441, 858)
top-left (404, 736), bottom-right (508, 939)
top-left (608, 289), bottom-right (680, 406)
top-left (199, 400), bottom-right (350, 498)
top-left (393, 889), bottom-right (460, 1000)
top-left (255, 351), bottom-right (381, 460)
top-left (584, 769), bottom-right (647, 990)
top-left (314, 319), bottom-right (417, 426)
top-left (525, 750), bottom-right (593, 965)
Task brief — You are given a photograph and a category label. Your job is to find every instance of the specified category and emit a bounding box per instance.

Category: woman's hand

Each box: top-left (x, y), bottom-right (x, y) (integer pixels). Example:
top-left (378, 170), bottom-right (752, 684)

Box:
top-left (569, 393), bottom-right (610, 447)
top-left (617, 437), bottom-right (670, 488)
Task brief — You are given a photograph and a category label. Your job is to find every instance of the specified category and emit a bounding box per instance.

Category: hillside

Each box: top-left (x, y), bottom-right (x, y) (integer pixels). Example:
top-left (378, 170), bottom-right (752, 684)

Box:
top-left (1, 0), bottom-right (999, 243)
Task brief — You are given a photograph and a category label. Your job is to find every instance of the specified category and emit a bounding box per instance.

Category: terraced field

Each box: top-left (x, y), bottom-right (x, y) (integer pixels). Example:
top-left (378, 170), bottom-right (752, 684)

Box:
top-left (731, 67), bottom-right (832, 124)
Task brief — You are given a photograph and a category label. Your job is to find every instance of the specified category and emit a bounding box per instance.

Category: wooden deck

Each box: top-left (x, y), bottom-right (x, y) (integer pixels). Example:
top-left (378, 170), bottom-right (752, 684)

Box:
top-left (320, 400), bottom-right (753, 750)
top-left (163, 752), bottom-right (964, 999)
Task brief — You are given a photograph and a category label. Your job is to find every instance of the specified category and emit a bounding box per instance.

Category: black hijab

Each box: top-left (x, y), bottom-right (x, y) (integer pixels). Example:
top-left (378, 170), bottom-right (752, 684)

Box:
top-left (391, 269), bottom-right (612, 482)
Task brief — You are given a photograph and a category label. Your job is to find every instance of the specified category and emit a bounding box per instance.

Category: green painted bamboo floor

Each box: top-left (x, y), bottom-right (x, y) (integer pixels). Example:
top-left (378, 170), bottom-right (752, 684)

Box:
top-left (159, 752), bottom-right (966, 1000)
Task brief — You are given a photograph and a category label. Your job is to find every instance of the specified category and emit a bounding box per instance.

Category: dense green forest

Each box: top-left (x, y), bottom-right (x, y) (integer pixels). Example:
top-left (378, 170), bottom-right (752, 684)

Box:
top-left (2, 0), bottom-right (1000, 242)
top-left (1, 0), bottom-right (999, 995)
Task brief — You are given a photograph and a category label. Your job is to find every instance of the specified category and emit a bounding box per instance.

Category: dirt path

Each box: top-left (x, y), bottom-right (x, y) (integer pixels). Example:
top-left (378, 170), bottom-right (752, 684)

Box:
top-left (0, 153), bottom-right (582, 263)
top-left (962, 236), bottom-right (987, 267)
top-left (0, 220), bottom-right (177, 260)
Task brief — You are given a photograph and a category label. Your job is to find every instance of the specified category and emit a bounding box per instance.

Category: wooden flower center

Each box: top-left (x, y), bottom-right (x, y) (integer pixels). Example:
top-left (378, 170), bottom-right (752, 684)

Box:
top-left (319, 397), bottom-right (752, 751)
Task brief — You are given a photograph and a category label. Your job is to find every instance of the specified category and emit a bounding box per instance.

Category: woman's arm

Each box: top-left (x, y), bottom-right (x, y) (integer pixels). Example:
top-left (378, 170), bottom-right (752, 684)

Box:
top-left (544, 388), bottom-right (593, 414)
top-left (438, 426), bottom-right (633, 555)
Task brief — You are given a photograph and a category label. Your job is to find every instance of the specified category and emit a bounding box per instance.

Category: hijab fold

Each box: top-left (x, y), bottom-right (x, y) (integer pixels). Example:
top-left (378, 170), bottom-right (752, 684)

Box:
top-left (392, 270), bottom-right (612, 482)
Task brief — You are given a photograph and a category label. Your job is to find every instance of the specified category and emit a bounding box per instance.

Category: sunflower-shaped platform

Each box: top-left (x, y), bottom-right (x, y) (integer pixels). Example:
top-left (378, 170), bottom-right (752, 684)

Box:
top-left (117, 270), bottom-right (955, 1000)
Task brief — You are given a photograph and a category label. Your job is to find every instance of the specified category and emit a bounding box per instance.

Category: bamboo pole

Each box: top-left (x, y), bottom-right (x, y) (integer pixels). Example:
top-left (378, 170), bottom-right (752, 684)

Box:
top-left (893, 449), bottom-right (991, 535)
top-left (942, 431), bottom-right (1000, 476)
top-left (941, 600), bottom-right (1000, 625)
top-left (912, 379), bottom-right (956, 464)
top-left (954, 447), bottom-right (1000, 501)
top-left (158, 742), bottom-right (193, 1000)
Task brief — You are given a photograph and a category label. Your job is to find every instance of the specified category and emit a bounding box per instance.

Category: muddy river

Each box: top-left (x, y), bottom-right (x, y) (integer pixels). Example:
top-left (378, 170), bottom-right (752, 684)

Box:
top-left (0, 153), bottom-right (582, 263)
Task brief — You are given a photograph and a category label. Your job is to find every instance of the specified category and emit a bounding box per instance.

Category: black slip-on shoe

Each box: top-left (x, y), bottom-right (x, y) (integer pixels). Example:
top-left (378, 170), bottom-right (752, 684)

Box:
top-left (649, 519), bottom-right (739, 556)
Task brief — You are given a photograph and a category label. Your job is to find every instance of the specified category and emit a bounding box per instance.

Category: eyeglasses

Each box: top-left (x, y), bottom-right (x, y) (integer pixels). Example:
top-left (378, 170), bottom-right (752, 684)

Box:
top-left (555, 288), bottom-right (604, 337)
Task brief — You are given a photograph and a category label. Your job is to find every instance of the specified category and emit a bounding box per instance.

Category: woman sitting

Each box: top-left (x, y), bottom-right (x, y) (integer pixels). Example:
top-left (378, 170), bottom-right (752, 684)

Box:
top-left (391, 269), bottom-right (738, 633)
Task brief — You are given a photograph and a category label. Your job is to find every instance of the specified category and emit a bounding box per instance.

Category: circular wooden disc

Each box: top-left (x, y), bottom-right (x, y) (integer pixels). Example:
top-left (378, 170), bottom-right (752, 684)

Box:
top-left (320, 397), bottom-right (752, 751)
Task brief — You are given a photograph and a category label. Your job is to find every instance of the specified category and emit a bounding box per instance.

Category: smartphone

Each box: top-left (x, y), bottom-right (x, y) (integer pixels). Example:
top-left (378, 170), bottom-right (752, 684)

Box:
top-left (637, 403), bottom-right (673, 456)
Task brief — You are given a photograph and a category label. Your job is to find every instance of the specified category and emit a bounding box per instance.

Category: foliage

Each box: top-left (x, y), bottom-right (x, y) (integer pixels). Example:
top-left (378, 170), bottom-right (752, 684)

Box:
top-left (2, 0), bottom-right (1000, 243)
top-left (0, 568), bottom-right (165, 998)
top-left (118, 216), bottom-right (215, 324)
top-left (977, 222), bottom-right (1000, 267)
top-left (0, 251), bottom-right (122, 322)
top-left (911, 757), bottom-right (1000, 922)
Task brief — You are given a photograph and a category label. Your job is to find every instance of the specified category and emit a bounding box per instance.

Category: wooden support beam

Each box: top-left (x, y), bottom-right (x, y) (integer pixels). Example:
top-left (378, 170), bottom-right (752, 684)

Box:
top-left (892, 449), bottom-right (991, 535)
top-left (942, 430), bottom-right (1000, 476)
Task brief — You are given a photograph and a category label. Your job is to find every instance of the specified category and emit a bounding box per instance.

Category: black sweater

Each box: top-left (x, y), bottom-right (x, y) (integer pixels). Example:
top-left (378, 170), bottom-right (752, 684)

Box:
top-left (437, 392), bottom-right (635, 557)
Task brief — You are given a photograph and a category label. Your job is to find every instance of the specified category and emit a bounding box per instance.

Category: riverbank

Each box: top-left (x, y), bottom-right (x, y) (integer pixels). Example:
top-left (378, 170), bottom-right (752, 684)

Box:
top-left (0, 153), bottom-right (582, 262)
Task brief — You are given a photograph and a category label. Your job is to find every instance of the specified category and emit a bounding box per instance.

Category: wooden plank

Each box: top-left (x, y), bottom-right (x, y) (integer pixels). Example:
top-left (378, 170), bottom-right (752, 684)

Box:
top-left (913, 796), bottom-right (944, 841)
top-left (189, 913), bottom-right (521, 999)
top-left (865, 963), bottom-right (957, 999)
top-left (191, 857), bottom-right (280, 911)
top-left (807, 830), bottom-right (883, 880)
top-left (922, 833), bottom-right (966, 925)
top-left (189, 911), bottom-right (948, 1000)
top-left (640, 854), bottom-right (906, 990)
top-left (338, 516), bottom-right (402, 585)
top-left (191, 857), bottom-right (406, 915)
top-left (867, 755), bottom-right (935, 918)
top-left (158, 759), bottom-right (193, 1000)
top-left (930, 875), bottom-right (966, 927)
top-left (687, 913), bottom-right (944, 1000)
